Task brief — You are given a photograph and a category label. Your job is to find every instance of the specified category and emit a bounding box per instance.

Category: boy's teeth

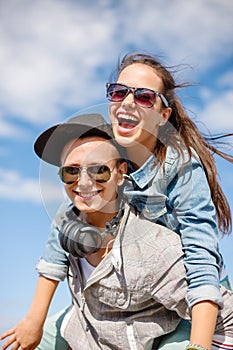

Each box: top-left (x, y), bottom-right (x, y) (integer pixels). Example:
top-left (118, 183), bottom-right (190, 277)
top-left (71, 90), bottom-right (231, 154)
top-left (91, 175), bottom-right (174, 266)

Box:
top-left (79, 191), bottom-right (98, 198)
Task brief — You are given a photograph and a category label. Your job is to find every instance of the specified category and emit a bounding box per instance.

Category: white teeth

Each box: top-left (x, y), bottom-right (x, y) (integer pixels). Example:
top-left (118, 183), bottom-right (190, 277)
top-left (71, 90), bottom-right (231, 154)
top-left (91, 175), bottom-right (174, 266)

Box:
top-left (118, 114), bottom-right (138, 122)
top-left (78, 191), bottom-right (98, 198)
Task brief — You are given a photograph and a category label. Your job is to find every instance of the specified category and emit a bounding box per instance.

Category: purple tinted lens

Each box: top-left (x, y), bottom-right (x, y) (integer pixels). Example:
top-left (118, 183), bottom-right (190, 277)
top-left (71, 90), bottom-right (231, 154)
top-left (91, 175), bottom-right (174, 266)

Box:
top-left (108, 84), bottom-right (128, 101)
top-left (134, 89), bottom-right (156, 107)
top-left (108, 84), bottom-right (156, 107)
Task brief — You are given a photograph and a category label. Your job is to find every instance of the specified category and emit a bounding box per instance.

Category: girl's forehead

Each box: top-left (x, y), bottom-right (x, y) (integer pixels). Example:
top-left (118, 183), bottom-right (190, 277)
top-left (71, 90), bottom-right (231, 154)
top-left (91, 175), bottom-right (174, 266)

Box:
top-left (118, 63), bottom-right (163, 89)
top-left (119, 62), bottom-right (157, 76)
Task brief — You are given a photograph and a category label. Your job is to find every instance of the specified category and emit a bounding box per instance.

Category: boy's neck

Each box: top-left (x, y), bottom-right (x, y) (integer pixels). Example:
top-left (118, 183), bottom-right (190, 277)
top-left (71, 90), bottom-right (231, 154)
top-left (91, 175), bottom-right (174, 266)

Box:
top-left (80, 204), bottom-right (119, 230)
top-left (82, 203), bottom-right (123, 267)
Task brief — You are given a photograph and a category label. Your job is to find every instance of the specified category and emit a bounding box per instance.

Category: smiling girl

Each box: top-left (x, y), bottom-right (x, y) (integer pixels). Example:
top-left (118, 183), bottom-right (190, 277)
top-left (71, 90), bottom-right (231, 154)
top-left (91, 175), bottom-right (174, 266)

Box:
top-left (106, 52), bottom-right (233, 350)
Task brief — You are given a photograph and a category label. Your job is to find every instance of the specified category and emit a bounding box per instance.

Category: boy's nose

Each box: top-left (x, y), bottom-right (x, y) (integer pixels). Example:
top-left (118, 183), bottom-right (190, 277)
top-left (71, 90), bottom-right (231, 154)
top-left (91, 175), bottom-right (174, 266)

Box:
top-left (77, 168), bottom-right (93, 187)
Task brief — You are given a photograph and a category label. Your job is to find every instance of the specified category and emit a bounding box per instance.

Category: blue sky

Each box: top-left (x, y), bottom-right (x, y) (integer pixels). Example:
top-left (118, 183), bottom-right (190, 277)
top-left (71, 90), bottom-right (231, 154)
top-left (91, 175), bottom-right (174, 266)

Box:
top-left (0, 0), bottom-right (233, 337)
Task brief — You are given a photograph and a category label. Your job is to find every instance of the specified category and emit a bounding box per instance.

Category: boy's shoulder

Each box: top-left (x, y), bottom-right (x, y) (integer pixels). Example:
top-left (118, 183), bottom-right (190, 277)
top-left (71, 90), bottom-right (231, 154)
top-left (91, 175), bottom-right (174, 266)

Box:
top-left (124, 205), bottom-right (182, 251)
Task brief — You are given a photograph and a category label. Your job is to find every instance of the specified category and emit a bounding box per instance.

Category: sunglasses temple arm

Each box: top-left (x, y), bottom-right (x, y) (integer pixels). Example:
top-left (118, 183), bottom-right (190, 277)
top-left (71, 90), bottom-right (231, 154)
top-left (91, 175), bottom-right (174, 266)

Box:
top-left (159, 93), bottom-right (169, 108)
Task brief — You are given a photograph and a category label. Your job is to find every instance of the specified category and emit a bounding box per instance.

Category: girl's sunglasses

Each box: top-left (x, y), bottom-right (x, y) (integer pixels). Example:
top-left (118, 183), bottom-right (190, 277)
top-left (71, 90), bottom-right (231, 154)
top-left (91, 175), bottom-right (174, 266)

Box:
top-left (58, 164), bottom-right (116, 184)
top-left (106, 83), bottom-right (169, 108)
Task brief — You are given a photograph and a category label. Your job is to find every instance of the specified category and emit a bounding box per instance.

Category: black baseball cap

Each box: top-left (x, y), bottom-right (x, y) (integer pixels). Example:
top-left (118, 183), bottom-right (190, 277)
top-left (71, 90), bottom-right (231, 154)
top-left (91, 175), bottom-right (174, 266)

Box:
top-left (34, 113), bottom-right (116, 166)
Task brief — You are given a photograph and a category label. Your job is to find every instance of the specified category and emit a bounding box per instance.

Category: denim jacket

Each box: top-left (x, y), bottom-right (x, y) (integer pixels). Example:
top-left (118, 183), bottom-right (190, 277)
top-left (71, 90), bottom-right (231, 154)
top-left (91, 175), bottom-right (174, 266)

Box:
top-left (37, 146), bottom-right (226, 307)
top-left (123, 146), bottom-right (224, 306)
top-left (36, 201), bottom-right (70, 282)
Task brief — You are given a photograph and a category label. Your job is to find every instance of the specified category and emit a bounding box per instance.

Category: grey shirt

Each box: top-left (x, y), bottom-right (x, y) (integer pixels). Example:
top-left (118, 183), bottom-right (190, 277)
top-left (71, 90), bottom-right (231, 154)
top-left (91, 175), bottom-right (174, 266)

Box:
top-left (61, 204), bottom-right (233, 350)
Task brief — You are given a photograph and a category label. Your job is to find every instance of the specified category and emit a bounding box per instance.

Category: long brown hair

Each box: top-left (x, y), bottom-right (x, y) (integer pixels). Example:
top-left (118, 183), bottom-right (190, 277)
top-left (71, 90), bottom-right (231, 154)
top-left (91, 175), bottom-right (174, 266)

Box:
top-left (112, 52), bottom-right (233, 234)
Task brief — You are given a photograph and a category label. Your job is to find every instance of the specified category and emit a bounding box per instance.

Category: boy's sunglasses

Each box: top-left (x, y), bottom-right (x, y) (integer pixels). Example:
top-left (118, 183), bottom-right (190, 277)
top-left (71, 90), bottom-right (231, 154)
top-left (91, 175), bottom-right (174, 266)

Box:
top-left (58, 164), bottom-right (116, 184)
top-left (106, 83), bottom-right (169, 108)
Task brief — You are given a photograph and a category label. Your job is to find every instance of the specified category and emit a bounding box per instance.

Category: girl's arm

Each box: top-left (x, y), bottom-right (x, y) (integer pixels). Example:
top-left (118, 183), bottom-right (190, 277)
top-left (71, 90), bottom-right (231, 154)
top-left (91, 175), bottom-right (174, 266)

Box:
top-left (0, 276), bottom-right (59, 350)
top-left (167, 151), bottom-right (221, 349)
top-left (190, 301), bottom-right (218, 350)
top-left (153, 242), bottom-right (219, 350)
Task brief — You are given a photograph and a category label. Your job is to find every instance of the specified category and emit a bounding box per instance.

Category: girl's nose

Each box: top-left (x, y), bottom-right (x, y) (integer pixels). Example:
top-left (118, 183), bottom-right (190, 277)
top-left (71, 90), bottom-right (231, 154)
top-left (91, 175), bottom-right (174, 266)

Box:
top-left (122, 91), bottom-right (135, 108)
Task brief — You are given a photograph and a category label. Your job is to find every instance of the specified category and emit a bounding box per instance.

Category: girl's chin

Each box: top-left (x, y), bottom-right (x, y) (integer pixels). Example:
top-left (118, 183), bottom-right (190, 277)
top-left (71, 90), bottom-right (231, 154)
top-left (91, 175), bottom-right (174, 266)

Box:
top-left (115, 134), bottom-right (139, 148)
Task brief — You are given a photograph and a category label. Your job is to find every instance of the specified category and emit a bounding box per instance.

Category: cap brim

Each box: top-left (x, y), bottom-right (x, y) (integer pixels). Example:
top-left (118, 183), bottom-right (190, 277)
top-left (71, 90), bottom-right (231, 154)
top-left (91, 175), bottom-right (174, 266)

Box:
top-left (34, 123), bottom-right (113, 166)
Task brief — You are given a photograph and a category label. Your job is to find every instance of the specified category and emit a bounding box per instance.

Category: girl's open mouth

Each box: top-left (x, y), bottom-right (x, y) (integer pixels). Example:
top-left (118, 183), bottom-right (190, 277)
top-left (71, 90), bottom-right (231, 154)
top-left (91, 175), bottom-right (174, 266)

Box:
top-left (117, 114), bottom-right (139, 130)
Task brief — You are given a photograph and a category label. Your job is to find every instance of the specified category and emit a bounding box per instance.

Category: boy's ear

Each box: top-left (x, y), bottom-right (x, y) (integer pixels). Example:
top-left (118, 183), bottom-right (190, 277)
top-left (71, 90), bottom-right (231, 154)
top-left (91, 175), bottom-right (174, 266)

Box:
top-left (117, 161), bottom-right (128, 186)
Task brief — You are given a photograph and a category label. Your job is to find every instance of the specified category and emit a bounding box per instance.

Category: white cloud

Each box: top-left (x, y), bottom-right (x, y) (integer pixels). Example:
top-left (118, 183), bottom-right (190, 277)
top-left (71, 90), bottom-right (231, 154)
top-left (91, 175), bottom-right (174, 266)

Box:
top-left (108, 0), bottom-right (233, 68)
top-left (0, 168), bottom-right (62, 204)
top-left (218, 71), bottom-right (233, 89)
top-left (186, 68), bottom-right (233, 133)
top-left (196, 89), bottom-right (233, 132)
top-left (0, 116), bottom-right (29, 138)
top-left (0, 0), bottom-right (118, 126)
top-left (0, 0), bottom-right (232, 135)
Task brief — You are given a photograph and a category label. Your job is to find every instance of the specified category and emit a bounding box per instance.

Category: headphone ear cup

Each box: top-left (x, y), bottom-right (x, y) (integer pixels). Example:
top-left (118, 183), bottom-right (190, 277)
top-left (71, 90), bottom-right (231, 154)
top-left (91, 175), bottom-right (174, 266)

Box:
top-left (59, 220), bottom-right (79, 256)
top-left (59, 219), bottom-right (103, 258)
top-left (77, 226), bottom-right (103, 254)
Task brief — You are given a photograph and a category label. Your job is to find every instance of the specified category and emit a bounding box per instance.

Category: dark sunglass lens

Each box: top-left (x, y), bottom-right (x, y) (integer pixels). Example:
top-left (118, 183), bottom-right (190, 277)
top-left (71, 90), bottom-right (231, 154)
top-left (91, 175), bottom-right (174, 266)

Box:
top-left (135, 89), bottom-right (155, 107)
top-left (60, 166), bottom-right (80, 184)
top-left (88, 165), bottom-right (111, 183)
top-left (108, 84), bottom-right (128, 102)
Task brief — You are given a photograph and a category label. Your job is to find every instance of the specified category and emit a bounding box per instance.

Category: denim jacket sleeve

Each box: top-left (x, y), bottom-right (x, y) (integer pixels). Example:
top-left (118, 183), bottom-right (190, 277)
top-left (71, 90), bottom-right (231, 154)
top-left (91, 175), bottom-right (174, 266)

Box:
top-left (164, 147), bottom-right (223, 307)
top-left (36, 202), bottom-right (70, 282)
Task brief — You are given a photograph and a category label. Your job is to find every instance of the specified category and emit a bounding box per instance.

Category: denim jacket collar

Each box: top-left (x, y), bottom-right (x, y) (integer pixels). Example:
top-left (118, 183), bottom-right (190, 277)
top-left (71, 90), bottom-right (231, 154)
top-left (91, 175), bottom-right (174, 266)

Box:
top-left (128, 154), bottom-right (160, 188)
